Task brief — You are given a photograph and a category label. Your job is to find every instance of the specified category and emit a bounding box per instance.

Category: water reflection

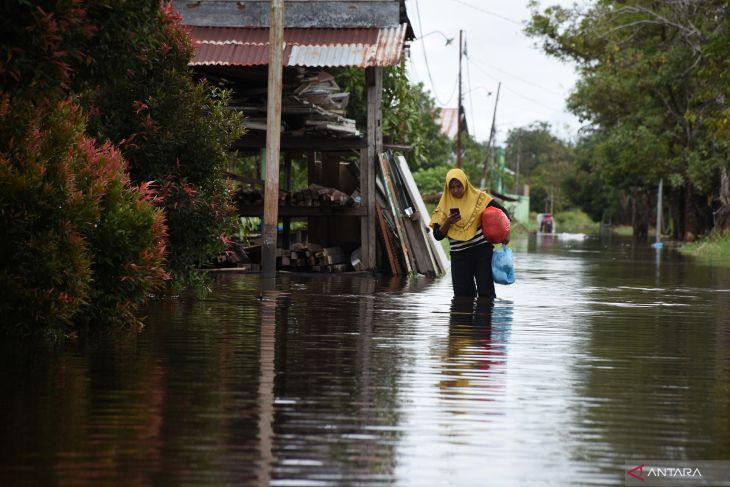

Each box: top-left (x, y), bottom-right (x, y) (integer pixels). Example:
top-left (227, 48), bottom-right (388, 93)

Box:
top-left (0, 236), bottom-right (729, 486)
top-left (440, 297), bottom-right (510, 390)
top-left (257, 287), bottom-right (277, 486)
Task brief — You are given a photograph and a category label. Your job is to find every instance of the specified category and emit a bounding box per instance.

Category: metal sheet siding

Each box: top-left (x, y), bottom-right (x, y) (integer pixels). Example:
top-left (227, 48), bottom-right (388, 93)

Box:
top-left (288, 45), bottom-right (370, 67)
top-left (192, 43), bottom-right (268, 66)
top-left (189, 25), bottom-right (406, 67)
top-left (376, 23), bottom-right (406, 65)
top-left (189, 27), bottom-right (379, 46)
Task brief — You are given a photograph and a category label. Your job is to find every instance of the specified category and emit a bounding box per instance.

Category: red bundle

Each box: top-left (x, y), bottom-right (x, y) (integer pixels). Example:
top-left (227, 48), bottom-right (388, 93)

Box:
top-left (481, 207), bottom-right (510, 244)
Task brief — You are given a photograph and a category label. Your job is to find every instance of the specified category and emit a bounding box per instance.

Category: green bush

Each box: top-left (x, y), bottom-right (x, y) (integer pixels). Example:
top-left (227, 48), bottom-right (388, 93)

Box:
top-left (413, 166), bottom-right (450, 195)
top-left (81, 150), bottom-right (169, 327)
top-left (679, 230), bottom-right (730, 264)
top-left (81, 4), bottom-right (244, 280)
top-left (554, 209), bottom-right (600, 234)
top-left (0, 98), bottom-right (168, 335)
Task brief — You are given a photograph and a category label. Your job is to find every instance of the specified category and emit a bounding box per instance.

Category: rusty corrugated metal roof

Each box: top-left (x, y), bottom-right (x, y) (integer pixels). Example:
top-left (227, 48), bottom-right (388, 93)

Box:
top-left (188, 24), bottom-right (407, 67)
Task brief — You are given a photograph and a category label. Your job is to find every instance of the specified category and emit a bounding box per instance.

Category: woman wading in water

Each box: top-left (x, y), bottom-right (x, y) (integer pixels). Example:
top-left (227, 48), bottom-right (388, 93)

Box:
top-left (430, 168), bottom-right (510, 298)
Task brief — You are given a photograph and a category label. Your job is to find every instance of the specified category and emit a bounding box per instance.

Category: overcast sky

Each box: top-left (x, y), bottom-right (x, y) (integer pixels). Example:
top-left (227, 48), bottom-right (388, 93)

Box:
top-left (404, 0), bottom-right (582, 145)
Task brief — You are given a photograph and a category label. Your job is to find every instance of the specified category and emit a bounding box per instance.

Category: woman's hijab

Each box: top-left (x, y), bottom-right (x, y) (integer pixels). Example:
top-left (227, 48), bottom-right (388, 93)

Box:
top-left (429, 168), bottom-right (491, 241)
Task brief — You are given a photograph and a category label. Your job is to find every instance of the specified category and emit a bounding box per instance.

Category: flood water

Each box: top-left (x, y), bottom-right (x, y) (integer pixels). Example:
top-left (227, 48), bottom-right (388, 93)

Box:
top-left (1, 234), bottom-right (729, 486)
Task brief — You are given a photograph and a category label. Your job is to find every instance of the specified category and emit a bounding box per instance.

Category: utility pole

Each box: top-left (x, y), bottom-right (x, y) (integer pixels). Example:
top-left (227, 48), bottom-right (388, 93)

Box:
top-left (480, 81), bottom-right (500, 189)
top-left (455, 29), bottom-right (463, 168)
top-left (514, 133), bottom-right (521, 195)
top-left (262, 0), bottom-right (284, 279)
top-left (550, 189), bottom-right (554, 214)
top-left (652, 178), bottom-right (664, 249)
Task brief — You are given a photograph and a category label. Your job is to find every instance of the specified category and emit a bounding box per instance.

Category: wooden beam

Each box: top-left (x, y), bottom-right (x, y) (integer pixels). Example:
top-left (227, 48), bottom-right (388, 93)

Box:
top-left (374, 202), bottom-right (399, 276)
top-left (361, 66), bottom-right (382, 271)
top-left (239, 206), bottom-right (368, 217)
top-left (283, 153), bottom-right (292, 249)
top-left (262, 0), bottom-right (285, 280)
top-left (378, 152), bottom-right (413, 274)
top-left (232, 134), bottom-right (365, 152)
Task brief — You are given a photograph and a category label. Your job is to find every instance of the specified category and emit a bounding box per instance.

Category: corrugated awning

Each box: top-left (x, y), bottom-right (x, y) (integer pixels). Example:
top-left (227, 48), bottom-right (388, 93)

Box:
top-left (188, 24), bottom-right (407, 67)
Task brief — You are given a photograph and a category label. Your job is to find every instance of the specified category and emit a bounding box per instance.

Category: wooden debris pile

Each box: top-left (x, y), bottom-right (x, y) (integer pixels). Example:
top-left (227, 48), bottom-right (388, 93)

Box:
top-left (286, 184), bottom-right (357, 207)
top-left (374, 151), bottom-right (449, 277)
top-left (279, 243), bottom-right (352, 273)
top-left (219, 150), bottom-right (450, 278)
top-left (232, 69), bottom-right (359, 137)
top-left (234, 187), bottom-right (263, 206)
top-left (233, 183), bottom-right (359, 209)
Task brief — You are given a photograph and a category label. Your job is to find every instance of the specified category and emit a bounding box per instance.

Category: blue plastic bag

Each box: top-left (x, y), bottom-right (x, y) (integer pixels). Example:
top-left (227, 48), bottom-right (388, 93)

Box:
top-left (491, 244), bottom-right (515, 285)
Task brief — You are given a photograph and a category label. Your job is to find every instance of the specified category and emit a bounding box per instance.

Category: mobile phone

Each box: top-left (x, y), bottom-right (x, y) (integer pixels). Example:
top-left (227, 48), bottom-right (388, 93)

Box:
top-left (450, 208), bottom-right (460, 215)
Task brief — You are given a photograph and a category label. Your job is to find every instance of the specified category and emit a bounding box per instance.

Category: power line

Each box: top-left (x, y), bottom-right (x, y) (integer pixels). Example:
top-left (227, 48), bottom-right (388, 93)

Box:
top-left (500, 84), bottom-right (566, 113)
top-left (412, 0), bottom-right (459, 105)
top-left (448, 0), bottom-right (523, 26)
top-left (464, 37), bottom-right (478, 139)
top-left (469, 62), bottom-right (565, 112)
top-left (406, 57), bottom-right (458, 106)
top-left (469, 57), bottom-right (565, 97)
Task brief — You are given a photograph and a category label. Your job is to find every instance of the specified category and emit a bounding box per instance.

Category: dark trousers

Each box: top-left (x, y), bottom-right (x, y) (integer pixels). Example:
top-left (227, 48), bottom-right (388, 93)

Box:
top-left (450, 243), bottom-right (495, 298)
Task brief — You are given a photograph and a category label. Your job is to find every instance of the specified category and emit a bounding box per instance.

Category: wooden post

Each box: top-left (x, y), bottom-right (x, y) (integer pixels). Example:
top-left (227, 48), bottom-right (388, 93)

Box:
top-left (262, 0), bottom-right (284, 279)
top-left (282, 152), bottom-right (292, 249)
top-left (456, 29), bottom-right (463, 169)
top-left (361, 66), bottom-right (382, 271)
top-left (480, 81), bottom-right (500, 190)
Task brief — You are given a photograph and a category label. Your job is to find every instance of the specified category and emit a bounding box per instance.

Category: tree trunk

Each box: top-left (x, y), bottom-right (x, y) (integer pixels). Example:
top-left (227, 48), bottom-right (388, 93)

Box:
top-left (631, 188), bottom-right (649, 239)
top-left (716, 161), bottom-right (730, 232)
top-left (669, 186), bottom-right (684, 240)
top-left (683, 183), bottom-right (700, 241)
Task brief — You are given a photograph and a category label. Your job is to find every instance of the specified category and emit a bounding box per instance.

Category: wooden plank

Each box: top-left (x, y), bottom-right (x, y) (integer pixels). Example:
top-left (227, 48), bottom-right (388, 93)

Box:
top-left (283, 153), bottom-right (292, 249)
top-left (386, 151), bottom-right (435, 276)
top-left (360, 66), bottom-right (382, 271)
top-left (232, 134), bottom-right (366, 152)
top-left (402, 215), bottom-right (436, 276)
top-left (261, 0), bottom-right (284, 280)
top-left (395, 154), bottom-right (449, 275)
top-left (199, 265), bottom-right (261, 273)
top-left (378, 152), bottom-right (413, 274)
top-left (240, 205), bottom-right (368, 217)
top-left (374, 202), bottom-right (399, 276)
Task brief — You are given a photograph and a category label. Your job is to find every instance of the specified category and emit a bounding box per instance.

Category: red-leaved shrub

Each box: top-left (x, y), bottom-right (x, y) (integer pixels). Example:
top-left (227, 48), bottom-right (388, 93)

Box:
top-left (0, 98), bottom-right (169, 335)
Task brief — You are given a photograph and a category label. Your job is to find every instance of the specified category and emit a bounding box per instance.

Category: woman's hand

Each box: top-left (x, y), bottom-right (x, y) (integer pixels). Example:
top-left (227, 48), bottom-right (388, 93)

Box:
top-left (445, 212), bottom-right (461, 225)
top-left (441, 211), bottom-right (461, 234)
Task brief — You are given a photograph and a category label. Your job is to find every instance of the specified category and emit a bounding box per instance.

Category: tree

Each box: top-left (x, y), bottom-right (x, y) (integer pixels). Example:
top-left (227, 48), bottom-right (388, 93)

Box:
top-left (527, 0), bottom-right (729, 238)
top-left (0, 1), bottom-right (244, 333)
top-left (502, 122), bottom-right (574, 214)
top-left (335, 61), bottom-right (452, 171)
top-left (77, 2), bottom-right (244, 282)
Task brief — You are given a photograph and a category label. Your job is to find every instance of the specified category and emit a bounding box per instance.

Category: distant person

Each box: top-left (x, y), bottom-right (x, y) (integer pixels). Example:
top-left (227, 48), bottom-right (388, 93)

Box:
top-left (540, 214), bottom-right (554, 233)
top-left (430, 168), bottom-right (510, 298)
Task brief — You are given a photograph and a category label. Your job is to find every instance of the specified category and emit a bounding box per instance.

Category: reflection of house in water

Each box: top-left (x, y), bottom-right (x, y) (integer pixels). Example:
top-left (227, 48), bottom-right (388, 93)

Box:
top-left (174, 1), bottom-right (444, 276)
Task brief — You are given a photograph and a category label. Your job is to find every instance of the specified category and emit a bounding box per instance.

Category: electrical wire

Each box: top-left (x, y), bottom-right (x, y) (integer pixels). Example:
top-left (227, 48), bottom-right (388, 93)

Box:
top-left (448, 0), bottom-right (523, 26)
top-left (469, 62), bottom-right (565, 112)
top-left (412, 0), bottom-right (459, 106)
top-left (464, 41), bottom-right (478, 139)
top-left (469, 57), bottom-right (565, 97)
